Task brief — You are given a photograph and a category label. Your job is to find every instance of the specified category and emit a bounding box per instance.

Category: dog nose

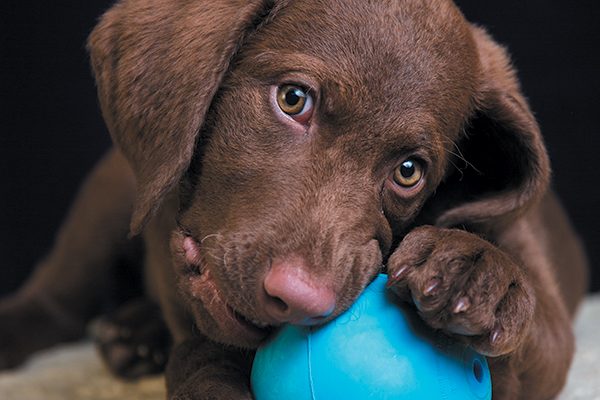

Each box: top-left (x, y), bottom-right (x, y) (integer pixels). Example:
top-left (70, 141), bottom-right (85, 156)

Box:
top-left (261, 256), bottom-right (336, 325)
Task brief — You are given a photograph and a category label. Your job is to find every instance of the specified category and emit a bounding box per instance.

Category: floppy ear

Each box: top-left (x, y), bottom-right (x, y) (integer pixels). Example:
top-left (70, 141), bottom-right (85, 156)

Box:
top-left (88, 0), bottom-right (282, 234)
top-left (426, 26), bottom-right (550, 230)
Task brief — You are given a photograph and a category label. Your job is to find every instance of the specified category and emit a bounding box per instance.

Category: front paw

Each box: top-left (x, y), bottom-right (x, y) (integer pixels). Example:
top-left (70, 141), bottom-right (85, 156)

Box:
top-left (387, 226), bottom-right (535, 356)
top-left (91, 298), bottom-right (171, 379)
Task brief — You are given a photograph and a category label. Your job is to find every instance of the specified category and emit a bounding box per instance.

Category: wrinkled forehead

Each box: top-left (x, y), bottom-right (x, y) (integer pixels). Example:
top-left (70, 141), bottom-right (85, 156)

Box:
top-left (236, 0), bottom-right (479, 132)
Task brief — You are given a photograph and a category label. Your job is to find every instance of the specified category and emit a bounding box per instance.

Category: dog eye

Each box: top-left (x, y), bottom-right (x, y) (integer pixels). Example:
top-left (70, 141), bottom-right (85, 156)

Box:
top-left (276, 85), bottom-right (314, 123)
top-left (393, 159), bottom-right (423, 188)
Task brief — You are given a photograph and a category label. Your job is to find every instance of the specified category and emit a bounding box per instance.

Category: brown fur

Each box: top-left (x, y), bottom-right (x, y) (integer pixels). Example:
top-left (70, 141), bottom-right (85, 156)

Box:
top-left (0, 0), bottom-right (588, 399)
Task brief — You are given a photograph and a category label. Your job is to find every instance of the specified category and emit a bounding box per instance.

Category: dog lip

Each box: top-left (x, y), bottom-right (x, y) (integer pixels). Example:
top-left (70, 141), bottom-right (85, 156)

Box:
top-left (227, 305), bottom-right (273, 338)
top-left (173, 230), bottom-right (273, 344)
top-left (183, 236), bottom-right (202, 263)
top-left (185, 261), bottom-right (272, 343)
top-left (188, 271), bottom-right (272, 345)
top-left (174, 231), bottom-right (205, 276)
top-left (219, 302), bottom-right (274, 346)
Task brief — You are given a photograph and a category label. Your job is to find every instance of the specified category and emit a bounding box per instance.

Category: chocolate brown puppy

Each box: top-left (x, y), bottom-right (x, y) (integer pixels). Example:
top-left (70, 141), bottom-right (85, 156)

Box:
top-left (0, 0), bottom-right (588, 399)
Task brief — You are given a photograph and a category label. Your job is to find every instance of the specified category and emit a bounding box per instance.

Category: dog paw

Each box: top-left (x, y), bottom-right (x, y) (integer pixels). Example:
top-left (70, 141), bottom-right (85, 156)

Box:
top-left (386, 226), bottom-right (535, 356)
top-left (91, 298), bottom-right (171, 379)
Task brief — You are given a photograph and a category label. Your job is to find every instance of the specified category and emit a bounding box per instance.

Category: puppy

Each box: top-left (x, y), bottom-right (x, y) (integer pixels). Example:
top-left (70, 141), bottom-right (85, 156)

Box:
top-left (0, 0), bottom-right (588, 399)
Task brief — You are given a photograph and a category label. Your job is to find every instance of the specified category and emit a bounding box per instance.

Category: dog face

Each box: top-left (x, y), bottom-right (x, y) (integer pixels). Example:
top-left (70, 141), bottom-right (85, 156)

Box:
top-left (89, 0), bottom-right (549, 348)
top-left (174, 0), bottom-right (478, 346)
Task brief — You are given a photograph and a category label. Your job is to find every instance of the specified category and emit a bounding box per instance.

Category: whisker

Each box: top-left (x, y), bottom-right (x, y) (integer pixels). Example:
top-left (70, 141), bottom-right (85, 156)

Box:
top-left (201, 233), bottom-right (222, 243)
top-left (419, 137), bottom-right (482, 176)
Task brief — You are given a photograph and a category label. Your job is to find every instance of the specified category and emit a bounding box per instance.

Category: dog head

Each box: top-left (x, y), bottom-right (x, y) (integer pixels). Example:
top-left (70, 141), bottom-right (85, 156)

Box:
top-left (89, 0), bottom-right (549, 348)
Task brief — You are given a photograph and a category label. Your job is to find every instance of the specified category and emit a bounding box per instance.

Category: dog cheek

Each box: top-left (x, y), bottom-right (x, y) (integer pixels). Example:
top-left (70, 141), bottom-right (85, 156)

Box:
top-left (381, 189), bottom-right (427, 233)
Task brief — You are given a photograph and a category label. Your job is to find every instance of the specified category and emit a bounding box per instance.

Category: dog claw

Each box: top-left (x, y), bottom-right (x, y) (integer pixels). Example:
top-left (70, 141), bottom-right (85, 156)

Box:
top-left (490, 328), bottom-right (502, 344)
top-left (386, 265), bottom-right (409, 287)
top-left (423, 278), bottom-right (441, 296)
top-left (452, 297), bottom-right (470, 314)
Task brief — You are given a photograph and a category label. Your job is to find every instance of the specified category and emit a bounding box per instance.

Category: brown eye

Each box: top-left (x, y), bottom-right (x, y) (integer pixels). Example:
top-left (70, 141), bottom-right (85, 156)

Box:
top-left (276, 85), bottom-right (314, 122)
top-left (393, 159), bottom-right (423, 188)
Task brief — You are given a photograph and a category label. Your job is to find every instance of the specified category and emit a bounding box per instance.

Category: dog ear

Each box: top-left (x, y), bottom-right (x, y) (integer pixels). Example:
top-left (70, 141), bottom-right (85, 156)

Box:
top-left (88, 0), bottom-right (281, 234)
top-left (425, 26), bottom-right (550, 230)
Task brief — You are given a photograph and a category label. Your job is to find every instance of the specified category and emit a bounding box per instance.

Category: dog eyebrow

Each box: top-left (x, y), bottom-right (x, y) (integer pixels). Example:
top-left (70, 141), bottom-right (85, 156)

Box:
top-left (239, 50), bottom-right (330, 82)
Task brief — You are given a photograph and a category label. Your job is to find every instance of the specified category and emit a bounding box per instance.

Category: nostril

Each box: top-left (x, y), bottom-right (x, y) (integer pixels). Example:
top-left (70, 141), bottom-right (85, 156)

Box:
top-left (271, 296), bottom-right (289, 314)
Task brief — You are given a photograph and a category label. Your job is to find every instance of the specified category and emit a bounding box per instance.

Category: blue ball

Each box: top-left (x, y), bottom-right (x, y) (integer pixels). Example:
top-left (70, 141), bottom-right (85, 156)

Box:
top-left (251, 274), bottom-right (491, 400)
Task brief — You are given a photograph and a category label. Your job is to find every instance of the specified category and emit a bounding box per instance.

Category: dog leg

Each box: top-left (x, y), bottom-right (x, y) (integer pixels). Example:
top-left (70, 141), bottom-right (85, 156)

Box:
top-left (165, 337), bottom-right (253, 400)
top-left (387, 224), bottom-right (575, 400)
top-left (0, 148), bottom-right (137, 369)
top-left (387, 226), bottom-right (536, 356)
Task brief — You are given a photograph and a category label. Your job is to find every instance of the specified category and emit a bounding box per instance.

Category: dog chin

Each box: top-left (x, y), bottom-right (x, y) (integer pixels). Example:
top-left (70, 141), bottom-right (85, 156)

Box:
top-left (193, 302), bottom-right (274, 349)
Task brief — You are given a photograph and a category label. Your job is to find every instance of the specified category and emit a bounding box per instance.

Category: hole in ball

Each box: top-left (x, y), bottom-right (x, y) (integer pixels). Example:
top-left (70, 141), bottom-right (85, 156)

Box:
top-left (472, 359), bottom-right (484, 383)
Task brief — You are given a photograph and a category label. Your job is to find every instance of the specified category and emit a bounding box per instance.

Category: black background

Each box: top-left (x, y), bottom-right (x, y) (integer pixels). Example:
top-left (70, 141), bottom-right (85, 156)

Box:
top-left (1, 1), bottom-right (599, 296)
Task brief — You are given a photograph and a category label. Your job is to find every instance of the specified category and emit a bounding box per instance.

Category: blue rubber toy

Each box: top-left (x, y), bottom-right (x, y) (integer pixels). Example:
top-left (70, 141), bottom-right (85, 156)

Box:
top-left (251, 274), bottom-right (491, 400)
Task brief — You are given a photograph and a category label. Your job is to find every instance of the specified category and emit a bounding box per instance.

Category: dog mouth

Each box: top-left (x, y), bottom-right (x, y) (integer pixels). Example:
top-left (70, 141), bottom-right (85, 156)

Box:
top-left (228, 305), bottom-right (273, 337)
top-left (204, 277), bottom-right (275, 346)
top-left (172, 230), bottom-right (274, 346)
top-left (200, 271), bottom-right (274, 345)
